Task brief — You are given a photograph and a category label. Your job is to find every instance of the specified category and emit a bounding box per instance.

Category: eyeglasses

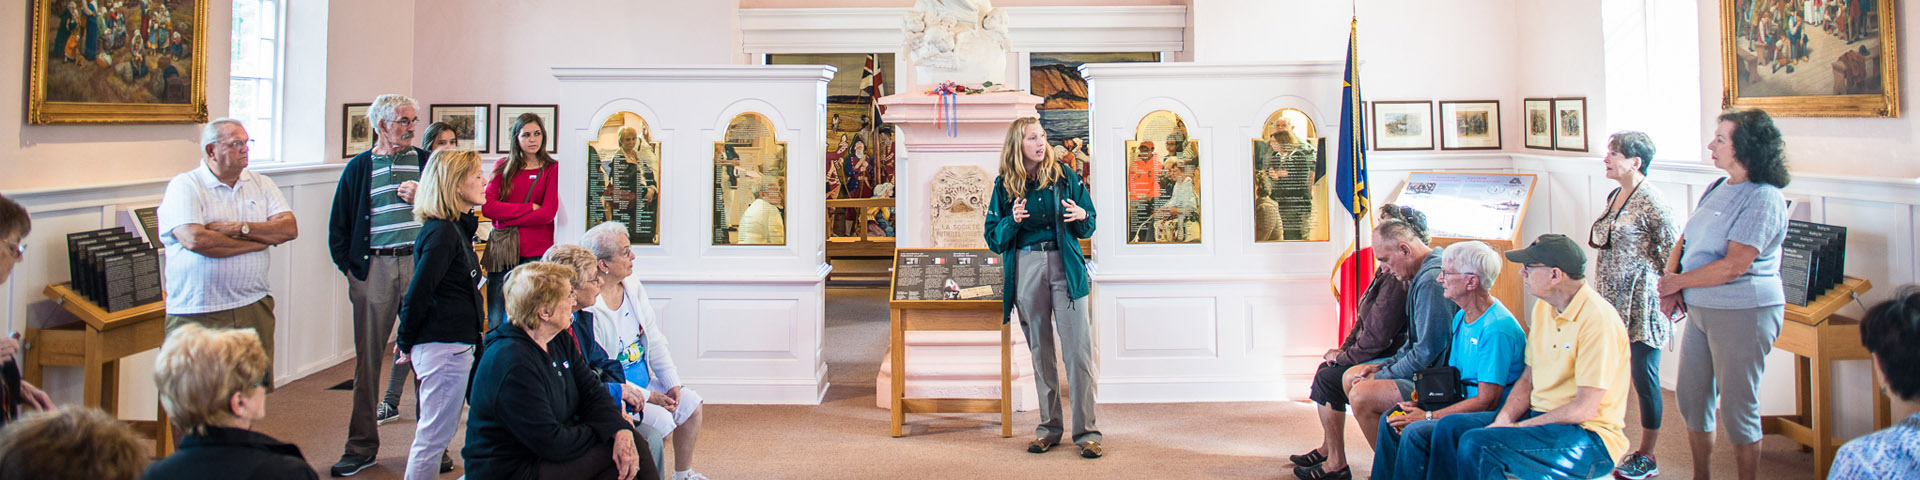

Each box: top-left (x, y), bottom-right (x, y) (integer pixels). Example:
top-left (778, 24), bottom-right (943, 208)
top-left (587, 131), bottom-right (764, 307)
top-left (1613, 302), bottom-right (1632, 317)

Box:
top-left (1438, 271), bottom-right (1474, 280)
top-left (1520, 263), bottom-right (1550, 275)
top-left (391, 117), bottom-right (419, 127)
top-left (0, 239), bottom-right (24, 257)
top-left (220, 139), bottom-right (254, 150)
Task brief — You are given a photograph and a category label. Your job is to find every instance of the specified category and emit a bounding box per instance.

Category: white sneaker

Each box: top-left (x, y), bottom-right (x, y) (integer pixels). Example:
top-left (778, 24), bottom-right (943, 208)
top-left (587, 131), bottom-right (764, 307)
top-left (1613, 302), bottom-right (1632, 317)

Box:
top-left (673, 471), bottom-right (709, 480)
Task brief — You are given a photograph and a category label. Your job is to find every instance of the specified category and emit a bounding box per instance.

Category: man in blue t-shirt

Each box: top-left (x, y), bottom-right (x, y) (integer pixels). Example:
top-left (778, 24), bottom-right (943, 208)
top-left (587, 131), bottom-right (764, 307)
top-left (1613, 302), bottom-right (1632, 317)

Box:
top-left (1371, 241), bottom-right (1527, 480)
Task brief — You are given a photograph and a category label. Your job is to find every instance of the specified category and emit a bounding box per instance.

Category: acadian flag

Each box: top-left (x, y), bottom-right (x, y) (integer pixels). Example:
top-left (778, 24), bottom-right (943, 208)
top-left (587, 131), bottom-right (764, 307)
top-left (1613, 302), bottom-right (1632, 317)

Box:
top-left (1332, 18), bottom-right (1376, 344)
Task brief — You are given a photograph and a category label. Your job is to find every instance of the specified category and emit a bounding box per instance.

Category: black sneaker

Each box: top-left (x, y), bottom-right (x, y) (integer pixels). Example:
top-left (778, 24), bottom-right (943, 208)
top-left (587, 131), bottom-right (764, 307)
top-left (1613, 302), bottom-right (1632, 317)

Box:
top-left (374, 402), bottom-right (400, 426)
top-left (440, 450), bottom-right (455, 473)
top-left (330, 454), bottom-right (376, 477)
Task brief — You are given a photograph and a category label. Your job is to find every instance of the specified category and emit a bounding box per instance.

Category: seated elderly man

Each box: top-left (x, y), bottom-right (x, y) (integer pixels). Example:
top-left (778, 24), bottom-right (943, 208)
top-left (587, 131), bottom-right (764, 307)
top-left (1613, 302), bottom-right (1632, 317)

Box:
top-left (574, 222), bottom-right (709, 480)
top-left (1427, 234), bottom-right (1632, 479)
top-left (1289, 261), bottom-right (1407, 472)
top-left (464, 262), bottom-right (653, 480)
top-left (1369, 241), bottom-right (1526, 480)
top-left (1296, 204), bottom-right (1458, 480)
top-left (144, 324), bottom-right (318, 479)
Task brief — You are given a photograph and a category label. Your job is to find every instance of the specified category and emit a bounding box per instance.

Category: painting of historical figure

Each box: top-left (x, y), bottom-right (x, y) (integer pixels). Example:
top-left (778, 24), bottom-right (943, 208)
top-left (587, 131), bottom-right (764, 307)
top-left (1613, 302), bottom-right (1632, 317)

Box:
top-left (1722, 0), bottom-right (1899, 116)
top-left (1125, 110), bottom-right (1200, 244)
top-left (27, 0), bottom-right (208, 123)
top-left (588, 112), bottom-right (662, 245)
top-left (1030, 52), bottom-right (1160, 188)
top-left (1252, 109), bottom-right (1328, 243)
top-left (713, 113), bottom-right (788, 246)
top-left (768, 53), bottom-right (898, 238)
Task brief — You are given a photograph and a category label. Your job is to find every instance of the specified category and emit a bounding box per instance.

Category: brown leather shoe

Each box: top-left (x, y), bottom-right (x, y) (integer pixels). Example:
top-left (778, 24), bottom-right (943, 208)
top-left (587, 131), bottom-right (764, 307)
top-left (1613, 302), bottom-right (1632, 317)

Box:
top-left (1026, 438), bottom-right (1057, 454)
top-left (1077, 440), bottom-right (1103, 459)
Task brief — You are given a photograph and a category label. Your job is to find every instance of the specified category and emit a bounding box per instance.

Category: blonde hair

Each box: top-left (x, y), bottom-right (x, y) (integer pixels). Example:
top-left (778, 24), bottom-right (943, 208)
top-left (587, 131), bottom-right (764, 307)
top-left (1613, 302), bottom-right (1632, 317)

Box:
top-left (997, 117), bottom-right (1064, 198)
top-left (541, 244), bottom-right (601, 286)
top-left (414, 149), bottom-right (482, 222)
top-left (0, 406), bottom-right (146, 480)
top-left (504, 262), bottom-right (575, 330)
top-left (153, 323), bottom-right (270, 433)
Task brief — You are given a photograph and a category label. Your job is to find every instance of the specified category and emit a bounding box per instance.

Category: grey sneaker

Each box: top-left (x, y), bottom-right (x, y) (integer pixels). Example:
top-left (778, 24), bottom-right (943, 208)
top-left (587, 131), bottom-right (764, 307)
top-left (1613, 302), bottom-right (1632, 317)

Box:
top-left (1613, 451), bottom-right (1658, 480)
top-left (374, 402), bottom-right (400, 425)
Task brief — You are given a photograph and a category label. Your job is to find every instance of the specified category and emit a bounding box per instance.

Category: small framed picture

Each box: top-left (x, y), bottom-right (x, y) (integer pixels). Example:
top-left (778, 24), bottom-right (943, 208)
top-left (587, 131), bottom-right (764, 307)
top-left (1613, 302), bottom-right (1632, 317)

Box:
top-left (1371, 101), bottom-right (1434, 151)
top-left (342, 103), bottom-right (372, 157)
top-left (429, 104), bottom-right (491, 152)
top-left (1553, 97), bottom-right (1588, 152)
top-left (496, 105), bottom-right (560, 154)
top-left (1523, 98), bottom-right (1554, 150)
top-left (1439, 100), bottom-right (1501, 150)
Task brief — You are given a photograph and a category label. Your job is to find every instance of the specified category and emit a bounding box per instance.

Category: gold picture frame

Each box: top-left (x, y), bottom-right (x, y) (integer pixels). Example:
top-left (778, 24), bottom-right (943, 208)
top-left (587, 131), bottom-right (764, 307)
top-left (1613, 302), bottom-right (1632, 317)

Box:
top-left (1720, 0), bottom-right (1899, 117)
top-left (27, 0), bottom-right (209, 124)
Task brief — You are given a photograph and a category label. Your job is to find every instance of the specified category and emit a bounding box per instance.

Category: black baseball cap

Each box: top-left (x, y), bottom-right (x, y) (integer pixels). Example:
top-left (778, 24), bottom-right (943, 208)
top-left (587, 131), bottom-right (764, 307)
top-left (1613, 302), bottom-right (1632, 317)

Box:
top-left (1504, 234), bottom-right (1586, 279)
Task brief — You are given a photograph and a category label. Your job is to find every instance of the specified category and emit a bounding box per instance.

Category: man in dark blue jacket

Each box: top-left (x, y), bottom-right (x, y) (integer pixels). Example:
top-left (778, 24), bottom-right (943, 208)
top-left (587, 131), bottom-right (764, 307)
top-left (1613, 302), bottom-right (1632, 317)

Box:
top-left (325, 93), bottom-right (441, 477)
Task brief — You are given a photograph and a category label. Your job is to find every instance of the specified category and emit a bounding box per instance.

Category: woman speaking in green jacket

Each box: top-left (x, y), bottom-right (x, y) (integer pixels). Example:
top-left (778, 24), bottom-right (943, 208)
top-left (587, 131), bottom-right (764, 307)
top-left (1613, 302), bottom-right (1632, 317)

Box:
top-left (984, 117), bottom-right (1102, 459)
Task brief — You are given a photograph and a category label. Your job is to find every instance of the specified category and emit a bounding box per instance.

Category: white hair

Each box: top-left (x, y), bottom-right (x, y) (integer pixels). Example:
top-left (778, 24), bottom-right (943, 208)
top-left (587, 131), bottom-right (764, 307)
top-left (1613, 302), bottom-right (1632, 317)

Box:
top-left (1442, 241), bottom-right (1502, 290)
top-left (200, 118), bottom-right (243, 148)
top-left (579, 221), bottom-right (630, 260)
top-left (367, 94), bottom-right (417, 129)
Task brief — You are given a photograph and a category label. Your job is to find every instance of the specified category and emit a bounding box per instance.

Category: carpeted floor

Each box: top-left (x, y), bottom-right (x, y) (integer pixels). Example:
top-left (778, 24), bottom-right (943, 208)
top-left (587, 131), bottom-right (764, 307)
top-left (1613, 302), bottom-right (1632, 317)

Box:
top-left (255, 286), bottom-right (1819, 479)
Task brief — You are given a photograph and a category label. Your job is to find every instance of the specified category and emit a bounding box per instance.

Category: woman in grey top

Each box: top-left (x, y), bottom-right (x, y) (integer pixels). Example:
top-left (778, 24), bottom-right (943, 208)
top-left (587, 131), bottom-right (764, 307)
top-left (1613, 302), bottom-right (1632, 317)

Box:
top-left (1589, 131), bottom-right (1678, 480)
top-left (1657, 109), bottom-right (1791, 480)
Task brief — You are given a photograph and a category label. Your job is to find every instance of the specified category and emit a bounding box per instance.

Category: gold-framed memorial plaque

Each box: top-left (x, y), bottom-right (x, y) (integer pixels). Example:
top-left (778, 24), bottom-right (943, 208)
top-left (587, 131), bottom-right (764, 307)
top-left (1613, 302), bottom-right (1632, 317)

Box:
top-left (1125, 110), bottom-right (1200, 244)
top-left (1252, 108), bottom-right (1328, 242)
top-left (713, 113), bottom-right (787, 246)
top-left (588, 112), bottom-right (662, 245)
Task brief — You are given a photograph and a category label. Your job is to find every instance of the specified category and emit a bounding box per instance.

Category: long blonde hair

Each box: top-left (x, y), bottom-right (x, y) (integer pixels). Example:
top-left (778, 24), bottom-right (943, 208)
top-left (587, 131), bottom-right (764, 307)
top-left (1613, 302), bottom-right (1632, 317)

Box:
top-left (998, 117), bottom-right (1063, 198)
top-left (415, 150), bottom-right (481, 222)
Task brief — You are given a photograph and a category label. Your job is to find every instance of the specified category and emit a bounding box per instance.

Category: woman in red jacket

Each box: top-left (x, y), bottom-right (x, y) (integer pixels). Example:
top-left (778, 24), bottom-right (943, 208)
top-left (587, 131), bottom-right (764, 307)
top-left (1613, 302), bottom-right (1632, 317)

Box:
top-left (481, 113), bottom-right (561, 329)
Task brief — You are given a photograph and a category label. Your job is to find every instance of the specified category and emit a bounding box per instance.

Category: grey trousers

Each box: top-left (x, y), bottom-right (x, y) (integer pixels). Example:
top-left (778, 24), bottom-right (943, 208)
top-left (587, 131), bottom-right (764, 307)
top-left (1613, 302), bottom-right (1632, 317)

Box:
top-left (343, 254), bottom-right (415, 457)
top-left (1014, 249), bottom-right (1101, 444)
top-left (166, 295), bottom-right (277, 389)
top-left (1677, 304), bottom-right (1783, 445)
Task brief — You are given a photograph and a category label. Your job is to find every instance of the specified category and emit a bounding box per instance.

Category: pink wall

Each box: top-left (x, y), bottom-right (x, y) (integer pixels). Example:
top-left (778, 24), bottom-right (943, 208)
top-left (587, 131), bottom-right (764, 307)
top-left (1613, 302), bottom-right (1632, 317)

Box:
top-left (324, 0), bottom-right (418, 162)
top-left (1516, 0), bottom-right (1606, 158)
top-left (408, 0), bottom-right (740, 138)
top-left (1698, 0), bottom-right (1920, 179)
top-left (0, 2), bottom-right (232, 192)
top-left (1191, 0), bottom-right (1520, 148)
top-left (742, 0), bottom-right (1183, 7)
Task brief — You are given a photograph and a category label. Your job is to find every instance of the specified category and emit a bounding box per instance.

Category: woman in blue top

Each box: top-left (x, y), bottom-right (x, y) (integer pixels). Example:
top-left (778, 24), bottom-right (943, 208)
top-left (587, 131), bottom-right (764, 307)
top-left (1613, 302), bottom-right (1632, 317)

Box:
top-left (984, 117), bottom-right (1101, 458)
top-left (1370, 240), bottom-right (1526, 480)
top-left (1657, 109), bottom-right (1791, 480)
top-left (1830, 285), bottom-right (1920, 478)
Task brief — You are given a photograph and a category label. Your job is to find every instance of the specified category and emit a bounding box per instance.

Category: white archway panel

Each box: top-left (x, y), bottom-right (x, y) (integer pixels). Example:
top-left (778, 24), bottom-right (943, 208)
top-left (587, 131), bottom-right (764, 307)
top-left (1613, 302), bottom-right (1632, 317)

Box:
top-left (553, 65), bottom-right (833, 404)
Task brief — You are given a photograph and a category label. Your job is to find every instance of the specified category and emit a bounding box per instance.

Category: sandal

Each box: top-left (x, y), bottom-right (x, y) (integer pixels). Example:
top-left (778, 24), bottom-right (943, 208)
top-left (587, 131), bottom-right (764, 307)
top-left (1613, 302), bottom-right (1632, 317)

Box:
top-left (1026, 438), bottom-right (1058, 454)
top-left (1293, 463), bottom-right (1352, 480)
top-left (1289, 449), bottom-right (1327, 466)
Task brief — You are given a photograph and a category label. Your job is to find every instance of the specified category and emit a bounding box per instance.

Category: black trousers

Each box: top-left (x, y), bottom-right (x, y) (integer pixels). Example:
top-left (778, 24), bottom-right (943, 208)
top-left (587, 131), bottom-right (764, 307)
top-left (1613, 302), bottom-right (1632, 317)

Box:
top-left (1308, 360), bottom-right (1358, 412)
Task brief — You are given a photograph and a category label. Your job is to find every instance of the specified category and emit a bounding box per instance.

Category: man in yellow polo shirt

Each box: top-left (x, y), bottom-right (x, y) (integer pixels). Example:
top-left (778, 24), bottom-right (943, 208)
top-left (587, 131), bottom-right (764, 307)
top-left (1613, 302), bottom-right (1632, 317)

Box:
top-left (1424, 234), bottom-right (1631, 479)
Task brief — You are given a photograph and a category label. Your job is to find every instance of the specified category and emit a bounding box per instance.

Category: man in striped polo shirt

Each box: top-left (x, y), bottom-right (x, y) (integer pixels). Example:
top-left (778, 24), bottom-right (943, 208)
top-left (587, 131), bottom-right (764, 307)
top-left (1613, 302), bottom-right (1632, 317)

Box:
top-left (327, 94), bottom-right (439, 477)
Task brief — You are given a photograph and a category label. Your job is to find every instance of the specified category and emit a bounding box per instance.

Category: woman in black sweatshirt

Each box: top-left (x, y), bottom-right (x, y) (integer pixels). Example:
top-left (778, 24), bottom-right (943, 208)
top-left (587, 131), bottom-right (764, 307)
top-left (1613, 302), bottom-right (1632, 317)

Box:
top-left (464, 261), bottom-right (647, 480)
top-left (396, 149), bottom-right (487, 479)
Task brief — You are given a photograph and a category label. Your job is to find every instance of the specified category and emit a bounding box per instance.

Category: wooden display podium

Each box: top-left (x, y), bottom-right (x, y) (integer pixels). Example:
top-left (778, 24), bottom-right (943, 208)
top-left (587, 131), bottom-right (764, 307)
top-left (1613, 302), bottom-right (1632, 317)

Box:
top-left (23, 283), bottom-right (172, 456)
top-left (885, 248), bottom-right (1013, 438)
top-left (1763, 276), bottom-right (1891, 479)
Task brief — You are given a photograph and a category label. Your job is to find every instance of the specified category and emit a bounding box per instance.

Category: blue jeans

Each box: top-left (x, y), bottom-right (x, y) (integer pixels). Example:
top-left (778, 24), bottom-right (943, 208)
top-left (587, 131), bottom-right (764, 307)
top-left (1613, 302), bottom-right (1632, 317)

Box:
top-left (1442, 411), bottom-right (1616, 480)
top-left (1372, 415), bottom-right (1441, 480)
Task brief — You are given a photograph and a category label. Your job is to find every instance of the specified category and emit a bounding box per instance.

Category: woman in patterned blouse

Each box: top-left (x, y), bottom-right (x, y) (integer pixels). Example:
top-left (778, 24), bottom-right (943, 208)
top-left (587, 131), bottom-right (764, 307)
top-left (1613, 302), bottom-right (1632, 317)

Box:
top-left (1588, 131), bottom-right (1679, 480)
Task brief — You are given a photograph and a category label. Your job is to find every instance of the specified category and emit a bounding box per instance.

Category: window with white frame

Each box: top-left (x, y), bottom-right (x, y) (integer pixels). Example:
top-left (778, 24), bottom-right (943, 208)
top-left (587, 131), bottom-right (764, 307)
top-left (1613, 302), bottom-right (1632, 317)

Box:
top-left (229, 0), bottom-right (281, 161)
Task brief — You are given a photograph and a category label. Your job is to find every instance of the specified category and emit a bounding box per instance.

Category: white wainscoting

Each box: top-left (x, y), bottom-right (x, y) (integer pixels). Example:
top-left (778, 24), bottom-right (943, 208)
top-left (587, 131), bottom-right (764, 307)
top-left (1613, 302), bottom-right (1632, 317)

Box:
top-left (2, 163), bottom-right (354, 421)
top-left (552, 66), bottom-right (834, 404)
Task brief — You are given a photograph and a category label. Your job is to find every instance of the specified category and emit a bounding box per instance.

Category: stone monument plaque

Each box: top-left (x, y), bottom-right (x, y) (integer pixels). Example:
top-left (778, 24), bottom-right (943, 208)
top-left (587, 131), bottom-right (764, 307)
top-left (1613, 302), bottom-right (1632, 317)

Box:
top-left (930, 165), bottom-right (990, 248)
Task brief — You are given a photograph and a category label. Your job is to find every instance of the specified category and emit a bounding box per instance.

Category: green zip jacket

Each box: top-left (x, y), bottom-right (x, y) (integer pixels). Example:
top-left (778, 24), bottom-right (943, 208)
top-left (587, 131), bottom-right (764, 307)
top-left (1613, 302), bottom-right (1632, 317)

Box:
top-left (984, 169), bottom-right (1097, 322)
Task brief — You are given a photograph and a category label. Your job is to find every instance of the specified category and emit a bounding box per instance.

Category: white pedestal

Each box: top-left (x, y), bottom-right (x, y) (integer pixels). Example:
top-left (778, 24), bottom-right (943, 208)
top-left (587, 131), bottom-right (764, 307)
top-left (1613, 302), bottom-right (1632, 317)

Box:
top-left (877, 91), bottom-right (1042, 249)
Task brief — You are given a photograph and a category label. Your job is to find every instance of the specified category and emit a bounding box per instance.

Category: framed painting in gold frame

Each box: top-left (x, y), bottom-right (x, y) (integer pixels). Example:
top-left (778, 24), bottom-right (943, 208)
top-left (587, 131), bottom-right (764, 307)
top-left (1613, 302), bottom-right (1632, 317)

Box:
top-left (26, 0), bottom-right (209, 124)
top-left (1721, 0), bottom-right (1899, 117)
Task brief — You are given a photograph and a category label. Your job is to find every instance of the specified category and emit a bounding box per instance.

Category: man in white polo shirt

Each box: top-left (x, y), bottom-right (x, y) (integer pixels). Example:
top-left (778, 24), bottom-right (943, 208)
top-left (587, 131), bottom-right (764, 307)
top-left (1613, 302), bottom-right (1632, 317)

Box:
top-left (157, 118), bottom-right (298, 383)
